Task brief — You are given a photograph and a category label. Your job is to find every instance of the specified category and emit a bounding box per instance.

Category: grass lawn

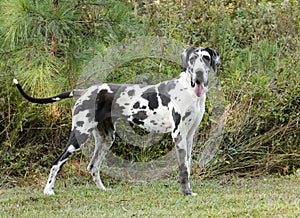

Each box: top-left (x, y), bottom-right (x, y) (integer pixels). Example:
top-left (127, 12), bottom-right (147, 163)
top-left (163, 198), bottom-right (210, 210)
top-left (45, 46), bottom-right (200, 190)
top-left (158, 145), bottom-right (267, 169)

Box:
top-left (1, 175), bottom-right (300, 217)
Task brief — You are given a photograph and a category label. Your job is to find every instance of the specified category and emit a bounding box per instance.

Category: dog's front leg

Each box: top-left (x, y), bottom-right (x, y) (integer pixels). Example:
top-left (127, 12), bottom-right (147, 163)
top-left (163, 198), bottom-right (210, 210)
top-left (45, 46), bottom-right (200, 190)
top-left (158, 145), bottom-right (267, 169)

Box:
top-left (186, 127), bottom-right (198, 181)
top-left (173, 132), bottom-right (196, 196)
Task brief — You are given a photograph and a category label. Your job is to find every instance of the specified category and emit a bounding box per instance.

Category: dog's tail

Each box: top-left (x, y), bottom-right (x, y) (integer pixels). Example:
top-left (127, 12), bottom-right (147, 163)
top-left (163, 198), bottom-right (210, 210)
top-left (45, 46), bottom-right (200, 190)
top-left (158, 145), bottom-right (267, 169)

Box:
top-left (13, 78), bottom-right (86, 104)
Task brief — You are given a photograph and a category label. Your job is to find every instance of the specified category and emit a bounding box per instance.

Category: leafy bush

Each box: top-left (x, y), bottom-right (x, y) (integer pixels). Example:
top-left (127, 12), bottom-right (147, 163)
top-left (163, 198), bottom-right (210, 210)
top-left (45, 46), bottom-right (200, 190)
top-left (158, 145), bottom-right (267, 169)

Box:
top-left (0, 0), bottom-right (147, 184)
top-left (138, 0), bottom-right (300, 176)
top-left (210, 42), bottom-right (300, 177)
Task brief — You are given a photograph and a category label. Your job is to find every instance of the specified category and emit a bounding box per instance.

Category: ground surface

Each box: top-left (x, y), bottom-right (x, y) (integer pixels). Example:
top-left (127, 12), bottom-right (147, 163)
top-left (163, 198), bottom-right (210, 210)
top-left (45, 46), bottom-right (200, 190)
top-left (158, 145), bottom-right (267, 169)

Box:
top-left (1, 176), bottom-right (300, 217)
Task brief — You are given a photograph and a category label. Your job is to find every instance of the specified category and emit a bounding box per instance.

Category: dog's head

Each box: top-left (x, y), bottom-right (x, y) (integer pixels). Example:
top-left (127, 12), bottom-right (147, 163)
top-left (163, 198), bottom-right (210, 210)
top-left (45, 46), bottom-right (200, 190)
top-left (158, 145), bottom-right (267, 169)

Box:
top-left (181, 47), bottom-right (220, 97)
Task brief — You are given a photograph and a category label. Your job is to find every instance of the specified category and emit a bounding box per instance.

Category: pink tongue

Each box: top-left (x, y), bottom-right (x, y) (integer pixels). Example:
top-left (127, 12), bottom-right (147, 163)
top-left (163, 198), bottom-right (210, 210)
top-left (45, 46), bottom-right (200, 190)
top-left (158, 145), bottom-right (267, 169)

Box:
top-left (195, 84), bottom-right (204, 97)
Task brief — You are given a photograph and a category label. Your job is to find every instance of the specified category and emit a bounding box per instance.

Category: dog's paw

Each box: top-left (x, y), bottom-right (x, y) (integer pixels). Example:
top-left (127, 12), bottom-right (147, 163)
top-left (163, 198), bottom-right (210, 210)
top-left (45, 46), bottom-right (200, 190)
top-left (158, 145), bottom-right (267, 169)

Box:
top-left (44, 188), bottom-right (55, 195)
top-left (183, 191), bottom-right (197, 196)
top-left (190, 192), bottom-right (197, 196)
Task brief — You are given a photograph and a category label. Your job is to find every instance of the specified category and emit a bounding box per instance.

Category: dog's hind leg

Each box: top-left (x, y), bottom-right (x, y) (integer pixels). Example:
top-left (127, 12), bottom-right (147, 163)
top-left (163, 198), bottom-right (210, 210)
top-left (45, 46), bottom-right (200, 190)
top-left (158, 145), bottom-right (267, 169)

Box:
top-left (87, 129), bottom-right (107, 190)
top-left (87, 121), bottom-right (115, 191)
top-left (43, 130), bottom-right (90, 195)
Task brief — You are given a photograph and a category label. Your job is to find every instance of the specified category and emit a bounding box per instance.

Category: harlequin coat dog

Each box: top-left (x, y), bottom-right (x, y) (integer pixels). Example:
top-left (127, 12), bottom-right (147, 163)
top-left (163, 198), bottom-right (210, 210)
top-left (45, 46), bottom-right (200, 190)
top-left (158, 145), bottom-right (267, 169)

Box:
top-left (14, 46), bottom-right (220, 196)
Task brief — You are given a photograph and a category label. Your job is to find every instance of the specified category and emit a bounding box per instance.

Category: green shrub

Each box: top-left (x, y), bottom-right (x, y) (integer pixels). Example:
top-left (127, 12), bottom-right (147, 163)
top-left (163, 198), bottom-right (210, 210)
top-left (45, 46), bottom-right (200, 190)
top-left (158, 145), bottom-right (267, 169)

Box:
top-left (0, 0), bottom-right (147, 185)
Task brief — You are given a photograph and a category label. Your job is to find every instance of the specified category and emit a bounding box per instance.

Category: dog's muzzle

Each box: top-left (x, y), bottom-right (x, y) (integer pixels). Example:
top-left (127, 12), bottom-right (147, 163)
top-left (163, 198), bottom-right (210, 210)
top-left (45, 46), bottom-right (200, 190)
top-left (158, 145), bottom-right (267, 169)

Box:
top-left (191, 71), bottom-right (207, 98)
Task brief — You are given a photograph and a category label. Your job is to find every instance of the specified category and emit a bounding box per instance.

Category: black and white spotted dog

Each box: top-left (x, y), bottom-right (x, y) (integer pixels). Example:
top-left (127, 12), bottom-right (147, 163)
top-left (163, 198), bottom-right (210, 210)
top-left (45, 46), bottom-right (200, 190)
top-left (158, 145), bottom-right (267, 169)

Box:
top-left (14, 47), bottom-right (220, 196)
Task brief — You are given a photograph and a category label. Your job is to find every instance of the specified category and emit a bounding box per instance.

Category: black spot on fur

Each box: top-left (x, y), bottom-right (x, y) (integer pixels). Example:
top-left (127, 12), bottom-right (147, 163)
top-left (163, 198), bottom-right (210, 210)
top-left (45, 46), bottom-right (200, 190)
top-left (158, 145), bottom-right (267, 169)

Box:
top-left (141, 88), bottom-right (158, 110)
top-left (95, 84), bottom-right (128, 122)
top-left (159, 94), bottom-right (170, 107)
top-left (95, 89), bottom-right (114, 122)
top-left (73, 130), bottom-right (90, 146)
top-left (150, 120), bottom-right (158, 125)
top-left (182, 111), bottom-right (191, 121)
top-left (128, 89), bottom-right (135, 96)
top-left (131, 111), bottom-right (147, 126)
top-left (76, 121), bottom-right (84, 127)
top-left (157, 81), bottom-right (176, 107)
top-left (172, 108), bottom-right (181, 133)
top-left (73, 89), bottom-right (99, 116)
top-left (133, 118), bottom-right (144, 125)
top-left (133, 101), bottom-right (140, 109)
top-left (132, 111), bottom-right (148, 121)
top-left (174, 133), bottom-right (182, 144)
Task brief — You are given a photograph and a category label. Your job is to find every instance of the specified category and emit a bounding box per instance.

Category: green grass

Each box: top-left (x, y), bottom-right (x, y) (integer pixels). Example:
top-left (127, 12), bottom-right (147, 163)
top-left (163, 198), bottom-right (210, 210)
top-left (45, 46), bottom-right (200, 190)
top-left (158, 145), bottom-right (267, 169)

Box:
top-left (1, 176), bottom-right (300, 217)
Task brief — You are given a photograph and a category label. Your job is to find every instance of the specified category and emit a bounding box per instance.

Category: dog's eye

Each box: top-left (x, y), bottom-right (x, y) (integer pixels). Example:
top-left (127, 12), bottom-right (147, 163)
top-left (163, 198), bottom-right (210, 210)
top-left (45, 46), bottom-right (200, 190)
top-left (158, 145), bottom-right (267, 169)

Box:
top-left (203, 55), bottom-right (210, 63)
top-left (189, 55), bottom-right (197, 64)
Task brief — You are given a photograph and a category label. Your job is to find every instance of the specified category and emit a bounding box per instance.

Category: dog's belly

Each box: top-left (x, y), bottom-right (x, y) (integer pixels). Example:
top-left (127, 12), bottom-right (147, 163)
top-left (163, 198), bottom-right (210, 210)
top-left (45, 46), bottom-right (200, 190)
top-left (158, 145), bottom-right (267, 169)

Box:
top-left (123, 106), bottom-right (172, 133)
top-left (133, 110), bottom-right (172, 133)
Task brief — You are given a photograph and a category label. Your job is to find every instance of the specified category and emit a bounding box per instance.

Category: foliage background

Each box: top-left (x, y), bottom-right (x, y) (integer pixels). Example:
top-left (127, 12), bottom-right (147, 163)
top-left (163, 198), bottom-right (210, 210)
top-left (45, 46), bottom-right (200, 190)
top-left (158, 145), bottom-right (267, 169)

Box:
top-left (0, 0), bottom-right (299, 186)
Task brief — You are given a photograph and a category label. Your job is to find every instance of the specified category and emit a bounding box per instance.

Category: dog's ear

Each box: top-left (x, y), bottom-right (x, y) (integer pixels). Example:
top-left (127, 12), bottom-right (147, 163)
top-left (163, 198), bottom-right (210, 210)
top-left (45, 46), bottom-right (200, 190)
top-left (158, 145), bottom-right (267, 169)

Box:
top-left (203, 47), bottom-right (220, 72)
top-left (181, 47), bottom-right (196, 71)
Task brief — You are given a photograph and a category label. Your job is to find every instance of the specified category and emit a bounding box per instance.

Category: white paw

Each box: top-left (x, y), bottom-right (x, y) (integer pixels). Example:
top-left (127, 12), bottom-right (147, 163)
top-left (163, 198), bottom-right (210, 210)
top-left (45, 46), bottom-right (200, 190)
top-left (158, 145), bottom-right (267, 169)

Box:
top-left (95, 181), bottom-right (107, 190)
top-left (183, 191), bottom-right (197, 196)
top-left (44, 188), bottom-right (55, 195)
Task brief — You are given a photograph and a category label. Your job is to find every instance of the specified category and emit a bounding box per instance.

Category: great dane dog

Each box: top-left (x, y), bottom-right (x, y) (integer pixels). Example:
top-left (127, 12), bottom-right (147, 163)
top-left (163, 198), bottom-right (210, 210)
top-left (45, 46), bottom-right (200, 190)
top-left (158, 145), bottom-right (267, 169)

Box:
top-left (14, 46), bottom-right (220, 196)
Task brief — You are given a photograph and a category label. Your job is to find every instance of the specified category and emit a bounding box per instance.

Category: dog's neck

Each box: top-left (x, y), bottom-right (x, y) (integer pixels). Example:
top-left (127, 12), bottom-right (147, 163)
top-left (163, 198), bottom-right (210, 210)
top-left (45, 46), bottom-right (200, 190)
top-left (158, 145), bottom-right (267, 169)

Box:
top-left (179, 70), bottom-right (195, 88)
top-left (176, 70), bottom-right (207, 101)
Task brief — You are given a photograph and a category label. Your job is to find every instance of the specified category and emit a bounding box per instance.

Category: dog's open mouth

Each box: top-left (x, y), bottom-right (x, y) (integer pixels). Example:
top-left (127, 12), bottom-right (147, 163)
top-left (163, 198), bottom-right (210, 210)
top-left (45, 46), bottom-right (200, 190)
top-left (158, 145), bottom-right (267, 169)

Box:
top-left (194, 83), bottom-right (205, 97)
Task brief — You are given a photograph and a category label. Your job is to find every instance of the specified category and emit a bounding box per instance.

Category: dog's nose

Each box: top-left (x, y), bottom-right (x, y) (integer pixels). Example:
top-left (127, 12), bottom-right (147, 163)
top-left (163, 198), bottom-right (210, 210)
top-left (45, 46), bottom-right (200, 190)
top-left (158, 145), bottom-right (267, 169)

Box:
top-left (195, 79), bottom-right (201, 85)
